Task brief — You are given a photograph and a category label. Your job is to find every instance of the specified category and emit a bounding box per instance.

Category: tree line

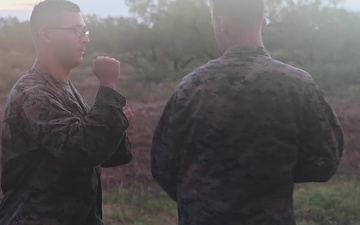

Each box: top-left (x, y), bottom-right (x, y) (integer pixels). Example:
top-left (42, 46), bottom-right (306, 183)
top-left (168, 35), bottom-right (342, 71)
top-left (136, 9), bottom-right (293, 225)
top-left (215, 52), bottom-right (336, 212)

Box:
top-left (0, 0), bottom-right (359, 97)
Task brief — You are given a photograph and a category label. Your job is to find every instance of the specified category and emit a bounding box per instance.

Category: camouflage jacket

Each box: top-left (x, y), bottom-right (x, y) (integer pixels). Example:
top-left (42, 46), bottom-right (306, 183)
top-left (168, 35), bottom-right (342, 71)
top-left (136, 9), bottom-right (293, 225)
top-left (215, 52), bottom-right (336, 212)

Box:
top-left (151, 46), bottom-right (344, 225)
top-left (0, 63), bottom-right (132, 225)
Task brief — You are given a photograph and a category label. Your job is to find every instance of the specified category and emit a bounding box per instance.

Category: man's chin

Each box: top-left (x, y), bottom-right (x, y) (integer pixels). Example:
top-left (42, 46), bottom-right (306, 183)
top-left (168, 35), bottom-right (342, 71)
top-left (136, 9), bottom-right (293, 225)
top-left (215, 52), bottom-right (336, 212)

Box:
top-left (76, 57), bottom-right (84, 65)
top-left (74, 57), bottom-right (84, 66)
top-left (66, 58), bottom-right (83, 70)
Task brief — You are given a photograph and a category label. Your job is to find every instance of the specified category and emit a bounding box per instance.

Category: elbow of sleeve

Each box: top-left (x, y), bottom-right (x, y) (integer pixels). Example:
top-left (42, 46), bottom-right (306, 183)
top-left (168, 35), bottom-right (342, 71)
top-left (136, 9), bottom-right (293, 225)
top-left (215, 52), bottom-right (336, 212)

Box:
top-left (310, 170), bottom-right (336, 183)
top-left (126, 153), bottom-right (133, 163)
top-left (101, 150), bottom-right (133, 168)
top-left (294, 173), bottom-right (333, 183)
top-left (320, 164), bottom-right (339, 182)
top-left (87, 152), bottom-right (116, 167)
top-left (105, 135), bottom-right (133, 168)
top-left (86, 144), bottom-right (124, 167)
top-left (294, 163), bottom-right (338, 183)
top-left (89, 145), bottom-right (122, 167)
top-left (120, 153), bottom-right (133, 165)
top-left (47, 142), bottom-right (102, 167)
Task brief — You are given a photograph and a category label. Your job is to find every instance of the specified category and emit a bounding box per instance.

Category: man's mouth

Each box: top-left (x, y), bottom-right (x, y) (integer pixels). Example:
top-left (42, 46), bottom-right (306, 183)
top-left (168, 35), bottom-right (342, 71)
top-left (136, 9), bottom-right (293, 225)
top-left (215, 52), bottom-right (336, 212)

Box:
top-left (77, 49), bottom-right (86, 55)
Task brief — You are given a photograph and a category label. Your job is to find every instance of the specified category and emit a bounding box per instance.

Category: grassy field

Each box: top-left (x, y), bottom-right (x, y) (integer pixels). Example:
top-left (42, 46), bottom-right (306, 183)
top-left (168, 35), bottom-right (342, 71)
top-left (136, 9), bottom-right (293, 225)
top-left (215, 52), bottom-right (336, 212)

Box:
top-left (103, 187), bottom-right (177, 225)
top-left (295, 180), bottom-right (360, 225)
top-left (101, 180), bottom-right (360, 225)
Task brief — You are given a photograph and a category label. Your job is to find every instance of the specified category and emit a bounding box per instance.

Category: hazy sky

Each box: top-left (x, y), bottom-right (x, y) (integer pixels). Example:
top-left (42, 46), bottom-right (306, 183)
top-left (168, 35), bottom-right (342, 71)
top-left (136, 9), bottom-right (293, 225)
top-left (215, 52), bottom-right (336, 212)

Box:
top-left (0, 0), bottom-right (130, 20)
top-left (0, 0), bottom-right (359, 21)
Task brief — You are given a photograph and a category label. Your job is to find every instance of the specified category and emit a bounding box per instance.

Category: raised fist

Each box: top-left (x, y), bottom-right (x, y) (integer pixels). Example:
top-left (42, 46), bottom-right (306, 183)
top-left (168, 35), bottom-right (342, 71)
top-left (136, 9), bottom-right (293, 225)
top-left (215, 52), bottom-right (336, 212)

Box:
top-left (92, 56), bottom-right (120, 90)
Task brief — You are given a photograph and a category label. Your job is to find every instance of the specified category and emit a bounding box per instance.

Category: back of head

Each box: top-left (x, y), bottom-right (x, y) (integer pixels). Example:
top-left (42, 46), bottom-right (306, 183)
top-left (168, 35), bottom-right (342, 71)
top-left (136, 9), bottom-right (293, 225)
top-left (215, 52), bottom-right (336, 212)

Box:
top-left (30, 0), bottom-right (80, 46)
top-left (211, 0), bottom-right (264, 28)
top-left (211, 0), bottom-right (265, 53)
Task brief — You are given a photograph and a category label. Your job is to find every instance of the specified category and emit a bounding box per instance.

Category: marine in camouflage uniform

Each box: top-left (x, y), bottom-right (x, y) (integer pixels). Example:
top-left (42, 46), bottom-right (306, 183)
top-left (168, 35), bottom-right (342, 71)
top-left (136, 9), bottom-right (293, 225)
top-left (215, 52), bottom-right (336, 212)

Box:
top-left (0, 62), bottom-right (132, 225)
top-left (0, 0), bottom-right (132, 224)
top-left (151, 1), bottom-right (344, 224)
top-left (151, 44), bottom-right (344, 225)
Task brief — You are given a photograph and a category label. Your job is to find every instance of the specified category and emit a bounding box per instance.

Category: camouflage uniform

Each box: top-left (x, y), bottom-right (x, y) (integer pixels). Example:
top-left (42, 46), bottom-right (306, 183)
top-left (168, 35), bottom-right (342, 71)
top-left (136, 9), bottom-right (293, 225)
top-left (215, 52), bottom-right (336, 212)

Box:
top-left (151, 46), bottom-right (344, 225)
top-left (0, 62), bottom-right (132, 225)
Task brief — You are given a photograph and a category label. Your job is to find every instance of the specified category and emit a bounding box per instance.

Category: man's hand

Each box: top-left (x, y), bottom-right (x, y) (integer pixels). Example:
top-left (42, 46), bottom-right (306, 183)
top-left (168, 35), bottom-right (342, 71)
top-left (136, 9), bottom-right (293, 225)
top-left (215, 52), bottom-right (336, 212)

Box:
top-left (123, 104), bottom-right (133, 124)
top-left (92, 56), bottom-right (120, 90)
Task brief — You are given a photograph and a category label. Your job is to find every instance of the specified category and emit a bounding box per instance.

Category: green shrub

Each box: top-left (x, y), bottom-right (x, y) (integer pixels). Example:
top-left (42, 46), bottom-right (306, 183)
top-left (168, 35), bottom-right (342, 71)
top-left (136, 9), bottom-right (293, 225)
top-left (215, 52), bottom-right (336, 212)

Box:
top-left (102, 180), bottom-right (360, 225)
top-left (295, 180), bottom-right (360, 225)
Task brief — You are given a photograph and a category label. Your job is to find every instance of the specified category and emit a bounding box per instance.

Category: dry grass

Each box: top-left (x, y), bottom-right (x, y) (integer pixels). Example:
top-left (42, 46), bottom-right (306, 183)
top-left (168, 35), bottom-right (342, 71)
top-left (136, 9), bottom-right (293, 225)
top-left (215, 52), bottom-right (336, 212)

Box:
top-left (102, 187), bottom-right (177, 225)
top-left (99, 180), bottom-right (360, 225)
top-left (295, 180), bottom-right (360, 225)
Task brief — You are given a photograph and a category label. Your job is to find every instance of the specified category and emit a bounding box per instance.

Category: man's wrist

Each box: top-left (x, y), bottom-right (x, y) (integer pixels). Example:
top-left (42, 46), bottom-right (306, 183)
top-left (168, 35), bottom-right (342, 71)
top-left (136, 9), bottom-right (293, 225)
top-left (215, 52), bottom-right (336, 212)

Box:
top-left (96, 86), bottom-right (127, 108)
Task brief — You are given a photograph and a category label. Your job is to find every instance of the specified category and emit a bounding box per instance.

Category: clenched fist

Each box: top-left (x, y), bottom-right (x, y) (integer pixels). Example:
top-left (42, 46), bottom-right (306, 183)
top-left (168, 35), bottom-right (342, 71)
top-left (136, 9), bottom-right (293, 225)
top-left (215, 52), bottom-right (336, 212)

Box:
top-left (92, 56), bottom-right (120, 90)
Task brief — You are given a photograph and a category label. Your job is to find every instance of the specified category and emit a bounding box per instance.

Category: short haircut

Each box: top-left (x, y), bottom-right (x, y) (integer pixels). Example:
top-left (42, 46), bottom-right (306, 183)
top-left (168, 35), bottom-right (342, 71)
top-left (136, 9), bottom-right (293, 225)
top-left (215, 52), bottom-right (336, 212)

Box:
top-left (211, 0), bottom-right (264, 26)
top-left (30, 0), bottom-right (80, 44)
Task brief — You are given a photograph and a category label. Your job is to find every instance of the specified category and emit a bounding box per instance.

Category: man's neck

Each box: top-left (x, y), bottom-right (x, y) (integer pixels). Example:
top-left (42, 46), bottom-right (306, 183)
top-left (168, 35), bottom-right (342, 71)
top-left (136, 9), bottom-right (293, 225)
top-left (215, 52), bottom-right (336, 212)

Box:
top-left (225, 32), bottom-right (264, 53)
top-left (36, 52), bottom-right (71, 83)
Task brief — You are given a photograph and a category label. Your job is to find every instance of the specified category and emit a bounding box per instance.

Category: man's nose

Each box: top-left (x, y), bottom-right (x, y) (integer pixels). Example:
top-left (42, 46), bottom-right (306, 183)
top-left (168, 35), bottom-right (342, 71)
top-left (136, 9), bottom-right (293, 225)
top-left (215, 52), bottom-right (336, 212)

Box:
top-left (81, 34), bottom-right (90, 43)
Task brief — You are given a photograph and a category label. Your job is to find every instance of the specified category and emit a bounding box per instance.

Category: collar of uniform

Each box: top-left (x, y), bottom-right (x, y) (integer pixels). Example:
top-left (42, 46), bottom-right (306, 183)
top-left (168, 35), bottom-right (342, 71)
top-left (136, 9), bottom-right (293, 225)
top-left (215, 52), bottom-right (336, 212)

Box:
top-left (224, 45), bottom-right (271, 58)
top-left (31, 60), bottom-right (70, 88)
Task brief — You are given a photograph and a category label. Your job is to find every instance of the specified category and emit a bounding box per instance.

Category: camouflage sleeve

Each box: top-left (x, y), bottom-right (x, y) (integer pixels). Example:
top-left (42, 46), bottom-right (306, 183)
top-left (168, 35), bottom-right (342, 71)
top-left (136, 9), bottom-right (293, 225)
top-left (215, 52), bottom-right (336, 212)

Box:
top-left (151, 94), bottom-right (180, 201)
top-left (21, 86), bottom-right (129, 167)
top-left (101, 134), bottom-right (133, 168)
top-left (294, 84), bottom-right (344, 183)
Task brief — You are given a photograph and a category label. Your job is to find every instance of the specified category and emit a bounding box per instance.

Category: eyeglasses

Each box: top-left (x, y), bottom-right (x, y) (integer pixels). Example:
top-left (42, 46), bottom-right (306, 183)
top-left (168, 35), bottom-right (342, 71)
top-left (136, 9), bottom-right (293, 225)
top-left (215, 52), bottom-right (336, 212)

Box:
top-left (47, 27), bottom-right (90, 38)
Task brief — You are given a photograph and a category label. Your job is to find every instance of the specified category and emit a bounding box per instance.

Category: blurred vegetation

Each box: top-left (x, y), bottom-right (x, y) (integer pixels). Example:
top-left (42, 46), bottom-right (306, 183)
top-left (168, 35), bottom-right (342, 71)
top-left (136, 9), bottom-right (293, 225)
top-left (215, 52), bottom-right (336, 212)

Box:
top-left (103, 187), bottom-right (177, 225)
top-left (102, 180), bottom-right (360, 225)
top-left (0, 0), bottom-right (360, 97)
top-left (295, 180), bottom-right (360, 225)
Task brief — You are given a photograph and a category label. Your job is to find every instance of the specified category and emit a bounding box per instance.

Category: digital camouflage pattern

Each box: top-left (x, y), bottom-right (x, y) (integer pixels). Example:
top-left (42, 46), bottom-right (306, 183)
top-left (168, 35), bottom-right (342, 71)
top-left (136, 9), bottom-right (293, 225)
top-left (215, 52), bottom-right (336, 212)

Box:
top-left (0, 62), bottom-right (132, 225)
top-left (151, 46), bottom-right (344, 225)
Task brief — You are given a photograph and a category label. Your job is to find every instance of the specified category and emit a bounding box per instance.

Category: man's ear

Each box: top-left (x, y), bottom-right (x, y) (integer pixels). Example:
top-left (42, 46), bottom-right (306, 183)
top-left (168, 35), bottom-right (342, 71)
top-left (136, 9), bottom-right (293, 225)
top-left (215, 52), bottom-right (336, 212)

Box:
top-left (38, 28), bottom-right (52, 44)
top-left (261, 18), bottom-right (267, 33)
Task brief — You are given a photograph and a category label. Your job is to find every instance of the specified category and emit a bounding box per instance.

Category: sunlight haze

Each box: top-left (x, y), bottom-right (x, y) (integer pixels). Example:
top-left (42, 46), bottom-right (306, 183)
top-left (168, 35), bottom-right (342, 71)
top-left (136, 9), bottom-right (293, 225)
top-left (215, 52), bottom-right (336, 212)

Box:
top-left (0, 0), bottom-right (359, 21)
